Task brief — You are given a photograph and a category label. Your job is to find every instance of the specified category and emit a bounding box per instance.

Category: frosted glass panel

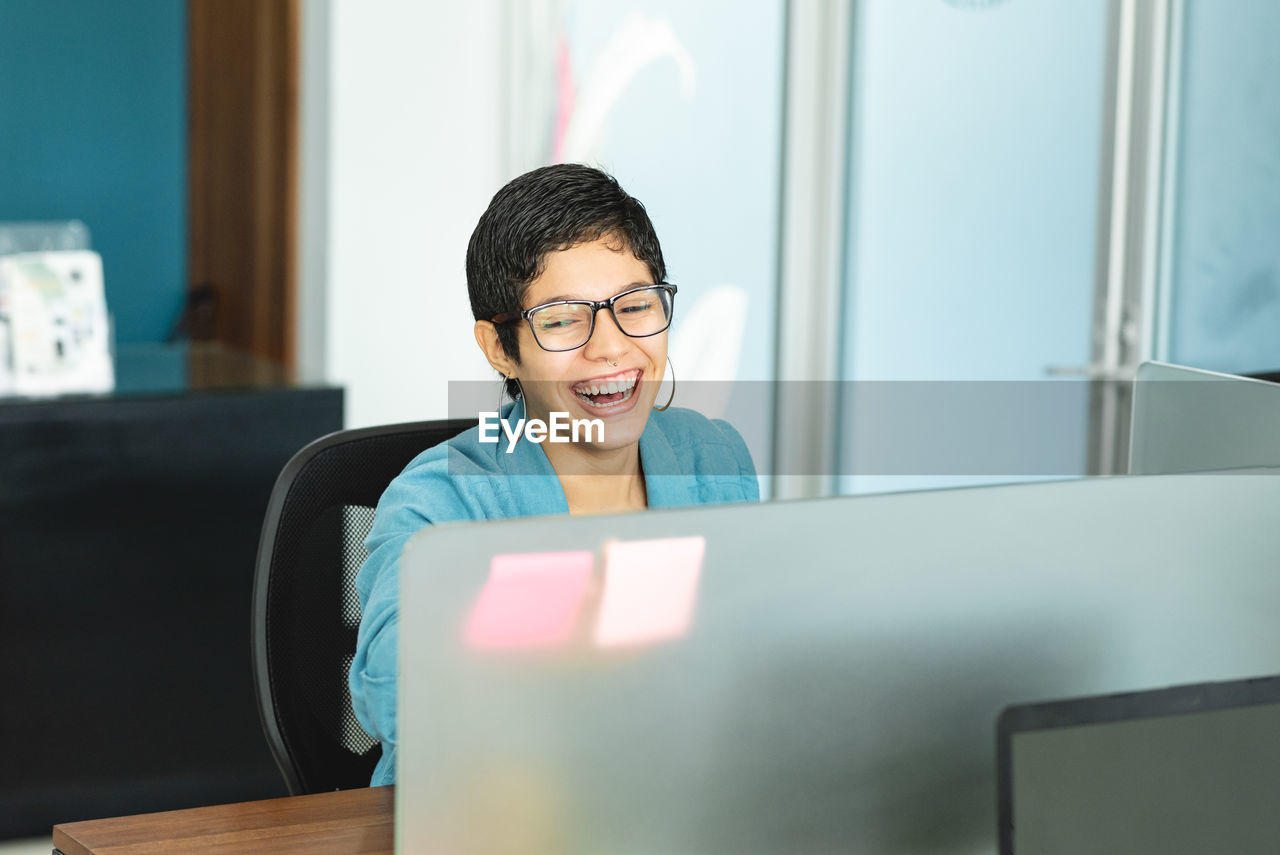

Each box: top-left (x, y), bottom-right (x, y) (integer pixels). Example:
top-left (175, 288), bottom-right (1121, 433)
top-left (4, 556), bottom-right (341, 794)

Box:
top-left (545, 1), bottom-right (785, 385)
top-left (838, 0), bottom-right (1107, 494)
top-left (1165, 0), bottom-right (1280, 373)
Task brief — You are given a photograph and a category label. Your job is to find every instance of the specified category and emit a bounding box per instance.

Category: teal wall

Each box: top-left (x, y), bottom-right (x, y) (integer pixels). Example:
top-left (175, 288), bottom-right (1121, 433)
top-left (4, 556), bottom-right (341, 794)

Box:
top-left (0, 0), bottom-right (187, 343)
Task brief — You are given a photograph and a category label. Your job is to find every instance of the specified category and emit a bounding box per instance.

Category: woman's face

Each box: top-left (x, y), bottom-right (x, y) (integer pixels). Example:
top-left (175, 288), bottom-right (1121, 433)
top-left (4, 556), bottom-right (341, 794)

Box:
top-left (509, 237), bottom-right (668, 452)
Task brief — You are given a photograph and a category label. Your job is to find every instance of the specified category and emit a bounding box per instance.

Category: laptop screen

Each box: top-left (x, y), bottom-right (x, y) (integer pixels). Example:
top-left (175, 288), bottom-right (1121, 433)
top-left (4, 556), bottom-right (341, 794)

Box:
top-left (998, 676), bottom-right (1280, 855)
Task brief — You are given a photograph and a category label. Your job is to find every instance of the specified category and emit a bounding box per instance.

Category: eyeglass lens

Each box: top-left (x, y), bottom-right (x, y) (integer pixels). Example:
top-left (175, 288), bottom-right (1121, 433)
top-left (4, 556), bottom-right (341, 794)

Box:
top-left (528, 287), bottom-right (673, 351)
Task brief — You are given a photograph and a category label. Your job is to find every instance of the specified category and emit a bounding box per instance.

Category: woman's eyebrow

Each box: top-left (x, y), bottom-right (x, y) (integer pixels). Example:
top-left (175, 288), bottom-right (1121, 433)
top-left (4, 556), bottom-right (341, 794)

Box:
top-left (535, 283), bottom-right (655, 304)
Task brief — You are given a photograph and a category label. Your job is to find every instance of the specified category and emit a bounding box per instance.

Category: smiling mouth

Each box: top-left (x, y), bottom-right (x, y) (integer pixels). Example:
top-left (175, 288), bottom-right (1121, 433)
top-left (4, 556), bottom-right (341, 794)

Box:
top-left (572, 370), bottom-right (640, 409)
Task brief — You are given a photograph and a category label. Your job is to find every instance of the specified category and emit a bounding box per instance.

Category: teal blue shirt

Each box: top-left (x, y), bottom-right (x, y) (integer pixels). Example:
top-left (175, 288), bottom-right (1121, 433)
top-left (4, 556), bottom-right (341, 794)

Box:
top-left (349, 401), bottom-right (759, 786)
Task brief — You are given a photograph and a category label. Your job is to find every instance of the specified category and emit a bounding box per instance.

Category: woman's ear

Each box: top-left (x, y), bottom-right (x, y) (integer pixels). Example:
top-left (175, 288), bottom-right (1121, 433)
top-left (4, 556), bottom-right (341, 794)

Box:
top-left (474, 321), bottom-right (518, 377)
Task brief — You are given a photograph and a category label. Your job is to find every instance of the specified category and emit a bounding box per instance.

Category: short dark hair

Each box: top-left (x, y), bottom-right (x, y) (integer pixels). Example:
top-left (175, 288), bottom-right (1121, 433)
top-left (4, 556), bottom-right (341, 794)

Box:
top-left (467, 164), bottom-right (667, 399)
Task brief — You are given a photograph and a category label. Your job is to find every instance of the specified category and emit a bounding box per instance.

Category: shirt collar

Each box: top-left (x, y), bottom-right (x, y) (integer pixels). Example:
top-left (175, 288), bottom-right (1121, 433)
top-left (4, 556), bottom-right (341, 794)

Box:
top-left (498, 399), bottom-right (696, 511)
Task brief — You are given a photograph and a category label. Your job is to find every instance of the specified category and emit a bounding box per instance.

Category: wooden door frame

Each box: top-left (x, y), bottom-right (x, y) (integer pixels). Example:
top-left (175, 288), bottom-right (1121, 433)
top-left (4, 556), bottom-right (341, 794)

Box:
top-left (188, 0), bottom-right (299, 369)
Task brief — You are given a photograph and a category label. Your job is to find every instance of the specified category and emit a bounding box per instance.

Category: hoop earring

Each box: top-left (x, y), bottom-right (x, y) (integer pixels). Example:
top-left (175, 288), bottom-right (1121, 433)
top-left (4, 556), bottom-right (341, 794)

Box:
top-left (653, 356), bottom-right (676, 412)
top-left (497, 374), bottom-right (521, 412)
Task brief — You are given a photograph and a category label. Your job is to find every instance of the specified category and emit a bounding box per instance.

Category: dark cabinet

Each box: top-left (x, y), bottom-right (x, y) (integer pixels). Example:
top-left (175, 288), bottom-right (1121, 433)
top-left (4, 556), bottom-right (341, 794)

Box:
top-left (0, 344), bottom-right (343, 837)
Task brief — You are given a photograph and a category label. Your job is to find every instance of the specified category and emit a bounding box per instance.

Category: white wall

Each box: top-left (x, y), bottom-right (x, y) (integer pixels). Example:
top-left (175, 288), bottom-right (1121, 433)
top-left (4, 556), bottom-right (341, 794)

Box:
top-left (299, 0), bottom-right (504, 428)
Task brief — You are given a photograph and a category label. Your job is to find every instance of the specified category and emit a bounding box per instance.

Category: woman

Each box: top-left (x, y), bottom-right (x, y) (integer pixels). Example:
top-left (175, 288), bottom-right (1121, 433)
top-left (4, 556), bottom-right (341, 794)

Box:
top-left (349, 164), bottom-right (758, 786)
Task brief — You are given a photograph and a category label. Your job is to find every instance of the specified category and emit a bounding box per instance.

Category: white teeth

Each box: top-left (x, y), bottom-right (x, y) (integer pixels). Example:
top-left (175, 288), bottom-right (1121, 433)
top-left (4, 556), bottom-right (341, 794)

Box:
top-left (575, 372), bottom-right (639, 397)
top-left (576, 384), bottom-right (636, 408)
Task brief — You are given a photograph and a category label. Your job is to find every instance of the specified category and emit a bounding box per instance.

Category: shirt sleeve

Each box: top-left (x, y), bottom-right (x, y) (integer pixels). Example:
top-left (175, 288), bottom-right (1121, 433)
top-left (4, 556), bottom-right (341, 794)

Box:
top-left (348, 450), bottom-right (485, 785)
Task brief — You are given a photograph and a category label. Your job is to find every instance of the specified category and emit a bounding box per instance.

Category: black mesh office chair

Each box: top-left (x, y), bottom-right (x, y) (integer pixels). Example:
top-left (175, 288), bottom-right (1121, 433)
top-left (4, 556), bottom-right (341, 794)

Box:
top-left (251, 419), bottom-right (472, 794)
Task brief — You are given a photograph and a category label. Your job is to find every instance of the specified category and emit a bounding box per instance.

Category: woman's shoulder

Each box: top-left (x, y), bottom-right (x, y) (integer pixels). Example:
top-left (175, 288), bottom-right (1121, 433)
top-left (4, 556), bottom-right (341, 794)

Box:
top-left (400, 421), bottom-right (504, 477)
top-left (377, 423), bottom-right (508, 522)
top-left (651, 406), bottom-right (749, 453)
top-left (648, 406), bottom-right (757, 491)
top-left (379, 416), bottom-right (567, 522)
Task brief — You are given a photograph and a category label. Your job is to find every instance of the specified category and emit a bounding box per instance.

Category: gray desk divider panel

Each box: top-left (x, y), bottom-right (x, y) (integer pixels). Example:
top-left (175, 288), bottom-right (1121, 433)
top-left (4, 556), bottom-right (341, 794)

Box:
top-left (1129, 361), bottom-right (1280, 474)
top-left (398, 471), bottom-right (1280, 855)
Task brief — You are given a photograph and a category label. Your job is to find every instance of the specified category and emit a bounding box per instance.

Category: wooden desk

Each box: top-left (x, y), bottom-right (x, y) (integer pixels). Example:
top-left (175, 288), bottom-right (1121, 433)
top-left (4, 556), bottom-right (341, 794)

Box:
top-left (52, 786), bottom-right (393, 855)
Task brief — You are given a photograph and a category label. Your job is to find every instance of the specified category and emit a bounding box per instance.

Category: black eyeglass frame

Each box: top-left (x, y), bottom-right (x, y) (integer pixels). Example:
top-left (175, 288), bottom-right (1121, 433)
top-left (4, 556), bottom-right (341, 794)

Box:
top-left (489, 283), bottom-right (678, 353)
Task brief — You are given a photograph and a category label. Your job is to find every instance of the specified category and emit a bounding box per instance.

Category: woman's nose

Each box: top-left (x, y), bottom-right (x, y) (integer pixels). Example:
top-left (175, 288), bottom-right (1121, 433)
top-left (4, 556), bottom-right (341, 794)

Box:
top-left (583, 307), bottom-right (629, 360)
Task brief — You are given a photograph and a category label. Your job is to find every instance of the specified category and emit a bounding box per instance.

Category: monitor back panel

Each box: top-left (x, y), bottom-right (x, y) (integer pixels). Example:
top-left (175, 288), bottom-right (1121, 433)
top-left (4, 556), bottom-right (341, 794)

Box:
top-left (398, 472), bottom-right (1280, 854)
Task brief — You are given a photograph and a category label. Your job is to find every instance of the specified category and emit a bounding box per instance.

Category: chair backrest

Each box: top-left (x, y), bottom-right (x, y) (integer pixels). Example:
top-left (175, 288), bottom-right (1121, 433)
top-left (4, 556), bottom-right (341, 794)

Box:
top-left (251, 418), bottom-right (473, 794)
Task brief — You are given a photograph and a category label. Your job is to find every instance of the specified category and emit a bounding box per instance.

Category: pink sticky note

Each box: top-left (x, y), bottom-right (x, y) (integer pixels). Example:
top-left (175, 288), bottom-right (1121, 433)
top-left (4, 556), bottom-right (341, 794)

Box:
top-left (593, 536), bottom-right (706, 648)
top-left (464, 551), bottom-right (595, 649)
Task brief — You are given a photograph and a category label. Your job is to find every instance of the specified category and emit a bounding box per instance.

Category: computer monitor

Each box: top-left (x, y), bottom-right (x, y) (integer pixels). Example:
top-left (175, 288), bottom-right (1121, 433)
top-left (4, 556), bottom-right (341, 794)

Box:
top-left (997, 675), bottom-right (1280, 855)
top-left (1129, 361), bottom-right (1280, 474)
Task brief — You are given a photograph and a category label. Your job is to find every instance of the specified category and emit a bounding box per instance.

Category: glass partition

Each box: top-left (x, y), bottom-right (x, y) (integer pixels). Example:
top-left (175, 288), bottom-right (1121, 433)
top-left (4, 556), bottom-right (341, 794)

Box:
top-left (1162, 0), bottom-right (1280, 374)
top-left (837, 0), bottom-right (1108, 495)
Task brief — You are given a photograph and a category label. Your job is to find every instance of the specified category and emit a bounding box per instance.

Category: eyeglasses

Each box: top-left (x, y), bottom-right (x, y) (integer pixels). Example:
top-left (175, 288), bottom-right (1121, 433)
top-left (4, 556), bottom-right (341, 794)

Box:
top-left (490, 283), bottom-right (677, 353)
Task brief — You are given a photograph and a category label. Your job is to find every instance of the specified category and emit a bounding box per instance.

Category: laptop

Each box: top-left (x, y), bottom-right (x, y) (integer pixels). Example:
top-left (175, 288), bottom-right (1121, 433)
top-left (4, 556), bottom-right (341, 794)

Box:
top-left (997, 675), bottom-right (1280, 855)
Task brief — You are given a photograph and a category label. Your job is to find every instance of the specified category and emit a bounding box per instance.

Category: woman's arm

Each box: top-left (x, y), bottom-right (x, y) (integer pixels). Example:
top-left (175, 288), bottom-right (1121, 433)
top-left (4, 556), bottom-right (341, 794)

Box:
top-left (348, 451), bottom-right (485, 786)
